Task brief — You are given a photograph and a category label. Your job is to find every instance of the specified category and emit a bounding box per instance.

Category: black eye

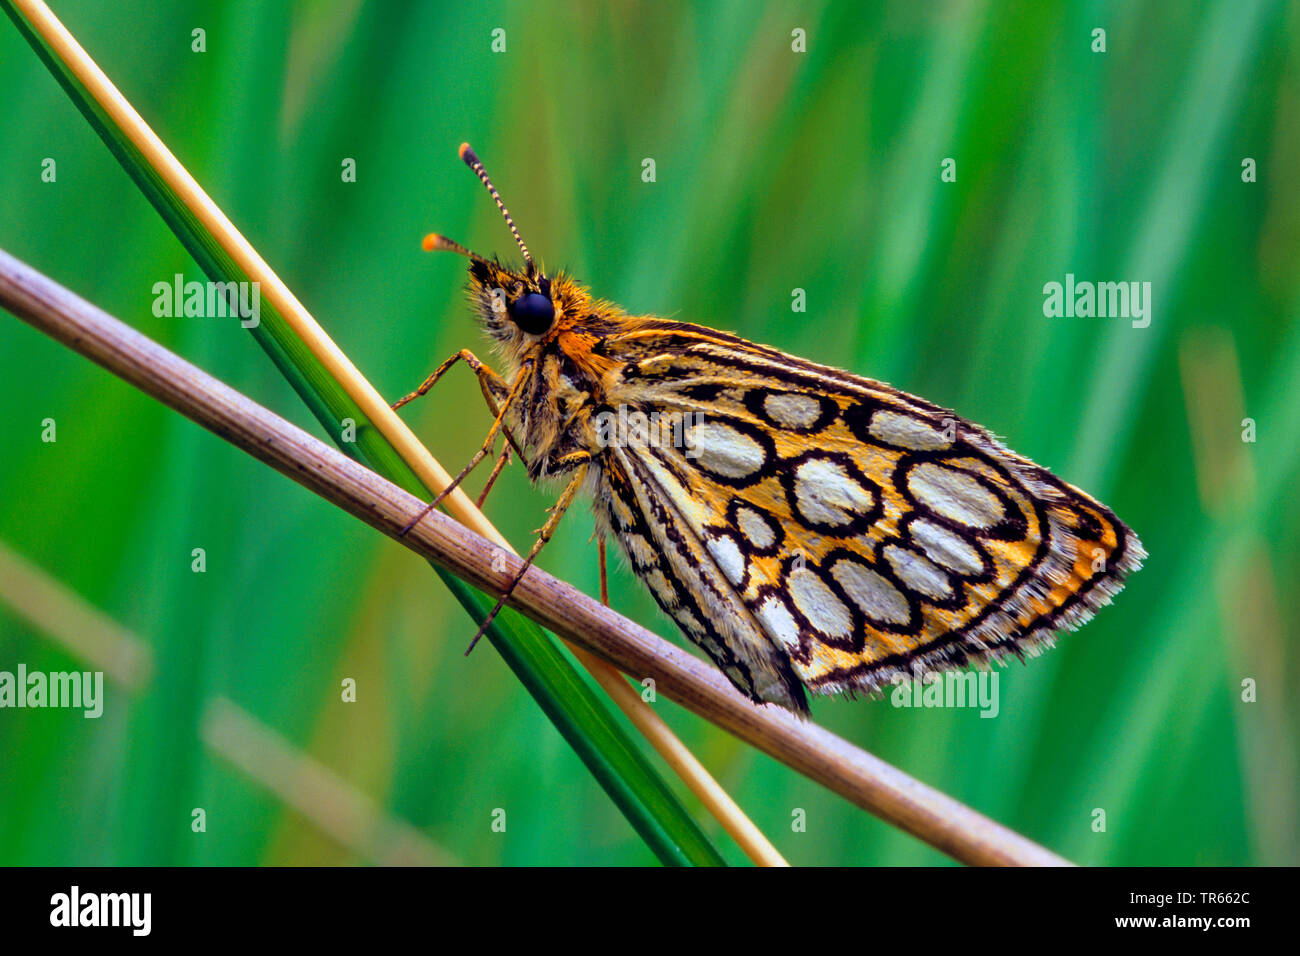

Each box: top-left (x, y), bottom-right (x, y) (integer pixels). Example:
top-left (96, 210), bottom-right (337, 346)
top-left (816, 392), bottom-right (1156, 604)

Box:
top-left (508, 291), bottom-right (555, 334)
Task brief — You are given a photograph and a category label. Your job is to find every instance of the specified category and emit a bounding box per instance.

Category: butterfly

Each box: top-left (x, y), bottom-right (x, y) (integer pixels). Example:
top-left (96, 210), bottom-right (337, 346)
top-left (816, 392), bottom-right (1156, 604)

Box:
top-left (395, 144), bottom-right (1146, 716)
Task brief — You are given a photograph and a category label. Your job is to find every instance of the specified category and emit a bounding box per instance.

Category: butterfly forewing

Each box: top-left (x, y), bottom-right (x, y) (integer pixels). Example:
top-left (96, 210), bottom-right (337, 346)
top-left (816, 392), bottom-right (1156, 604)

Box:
top-left (597, 321), bottom-right (1145, 714)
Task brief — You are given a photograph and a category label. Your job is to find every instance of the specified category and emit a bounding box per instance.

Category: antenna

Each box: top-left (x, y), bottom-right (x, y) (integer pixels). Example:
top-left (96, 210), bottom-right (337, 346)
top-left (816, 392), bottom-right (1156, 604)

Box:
top-left (459, 142), bottom-right (534, 269)
top-left (420, 231), bottom-right (488, 264)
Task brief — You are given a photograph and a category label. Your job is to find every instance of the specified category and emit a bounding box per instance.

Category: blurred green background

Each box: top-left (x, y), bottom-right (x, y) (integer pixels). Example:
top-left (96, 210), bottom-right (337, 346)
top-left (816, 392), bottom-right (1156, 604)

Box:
top-left (1, 0), bottom-right (1296, 866)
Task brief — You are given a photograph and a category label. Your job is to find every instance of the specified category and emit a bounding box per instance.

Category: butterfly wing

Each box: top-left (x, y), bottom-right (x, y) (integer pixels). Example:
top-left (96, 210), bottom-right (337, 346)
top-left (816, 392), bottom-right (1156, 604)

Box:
top-left (596, 320), bottom-right (1145, 714)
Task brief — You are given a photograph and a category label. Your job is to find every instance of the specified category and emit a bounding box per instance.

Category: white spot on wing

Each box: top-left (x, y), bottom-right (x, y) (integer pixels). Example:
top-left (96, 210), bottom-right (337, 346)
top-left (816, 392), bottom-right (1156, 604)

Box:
top-left (763, 392), bottom-right (822, 428)
top-left (789, 569), bottom-right (853, 638)
top-left (735, 506), bottom-right (776, 550)
top-left (793, 457), bottom-right (874, 527)
top-left (707, 534), bottom-right (746, 586)
top-left (688, 421), bottom-right (766, 479)
top-left (756, 594), bottom-right (801, 650)
top-left (884, 544), bottom-right (954, 601)
top-left (909, 519), bottom-right (983, 575)
top-left (908, 462), bottom-right (1004, 529)
top-left (831, 558), bottom-right (910, 625)
top-left (868, 410), bottom-right (952, 450)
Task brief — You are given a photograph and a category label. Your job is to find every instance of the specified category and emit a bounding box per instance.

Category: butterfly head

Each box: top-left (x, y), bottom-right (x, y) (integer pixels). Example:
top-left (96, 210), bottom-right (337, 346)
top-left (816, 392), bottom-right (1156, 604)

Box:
top-left (424, 143), bottom-right (580, 349)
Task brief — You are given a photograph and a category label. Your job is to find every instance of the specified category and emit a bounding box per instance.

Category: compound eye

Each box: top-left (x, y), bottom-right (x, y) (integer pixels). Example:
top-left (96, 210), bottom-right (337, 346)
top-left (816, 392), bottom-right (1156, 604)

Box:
top-left (509, 291), bottom-right (555, 334)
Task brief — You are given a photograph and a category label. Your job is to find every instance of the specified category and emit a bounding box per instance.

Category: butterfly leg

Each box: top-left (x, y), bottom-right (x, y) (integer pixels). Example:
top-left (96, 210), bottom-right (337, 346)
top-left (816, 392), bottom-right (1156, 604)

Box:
top-left (392, 348), bottom-right (503, 411)
top-left (464, 456), bottom-right (591, 655)
top-left (475, 443), bottom-right (512, 508)
top-left (393, 348), bottom-right (529, 469)
top-left (471, 370), bottom-right (528, 467)
top-left (598, 537), bottom-right (609, 606)
top-left (398, 364), bottom-right (533, 536)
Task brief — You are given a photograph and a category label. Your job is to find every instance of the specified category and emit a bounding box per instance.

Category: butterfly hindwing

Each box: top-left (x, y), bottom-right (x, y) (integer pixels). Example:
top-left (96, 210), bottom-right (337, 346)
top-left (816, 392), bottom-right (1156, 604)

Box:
top-left (598, 441), bottom-right (809, 711)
